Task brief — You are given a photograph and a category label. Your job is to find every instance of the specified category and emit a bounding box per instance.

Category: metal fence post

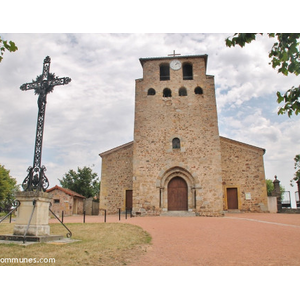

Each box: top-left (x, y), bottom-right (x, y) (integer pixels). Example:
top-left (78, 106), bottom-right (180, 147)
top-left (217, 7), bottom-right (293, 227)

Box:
top-left (83, 210), bottom-right (86, 223)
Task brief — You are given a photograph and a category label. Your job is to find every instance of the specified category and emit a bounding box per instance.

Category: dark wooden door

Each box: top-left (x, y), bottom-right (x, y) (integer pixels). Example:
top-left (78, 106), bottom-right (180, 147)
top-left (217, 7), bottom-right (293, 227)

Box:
top-left (168, 177), bottom-right (188, 211)
top-left (227, 188), bottom-right (238, 209)
top-left (126, 190), bottom-right (133, 210)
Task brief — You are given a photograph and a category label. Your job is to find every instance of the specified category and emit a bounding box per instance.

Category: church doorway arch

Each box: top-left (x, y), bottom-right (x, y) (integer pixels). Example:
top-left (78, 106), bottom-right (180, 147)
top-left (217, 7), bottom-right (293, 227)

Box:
top-left (157, 166), bottom-right (199, 212)
top-left (168, 176), bottom-right (188, 211)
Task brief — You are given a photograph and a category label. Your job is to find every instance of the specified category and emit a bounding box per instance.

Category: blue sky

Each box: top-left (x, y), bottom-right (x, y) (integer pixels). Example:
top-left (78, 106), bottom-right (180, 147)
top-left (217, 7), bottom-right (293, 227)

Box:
top-left (0, 32), bottom-right (299, 205)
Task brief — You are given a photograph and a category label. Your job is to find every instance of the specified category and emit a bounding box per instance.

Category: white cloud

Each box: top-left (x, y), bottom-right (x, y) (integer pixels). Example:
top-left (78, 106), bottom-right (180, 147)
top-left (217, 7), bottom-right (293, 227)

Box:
top-left (0, 33), bottom-right (299, 203)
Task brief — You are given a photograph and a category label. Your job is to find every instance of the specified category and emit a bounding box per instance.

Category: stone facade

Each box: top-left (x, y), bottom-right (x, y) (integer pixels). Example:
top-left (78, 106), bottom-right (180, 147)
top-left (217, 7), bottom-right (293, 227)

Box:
top-left (220, 137), bottom-right (268, 212)
top-left (46, 185), bottom-right (85, 216)
top-left (99, 142), bottom-right (133, 213)
top-left (99, 54), bottom-right (268, 216)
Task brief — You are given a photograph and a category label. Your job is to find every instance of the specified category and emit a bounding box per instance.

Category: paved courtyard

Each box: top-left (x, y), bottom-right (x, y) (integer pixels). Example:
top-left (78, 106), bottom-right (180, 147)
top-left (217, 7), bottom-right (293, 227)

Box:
top-left (50, 212), bottom-right (300, 266)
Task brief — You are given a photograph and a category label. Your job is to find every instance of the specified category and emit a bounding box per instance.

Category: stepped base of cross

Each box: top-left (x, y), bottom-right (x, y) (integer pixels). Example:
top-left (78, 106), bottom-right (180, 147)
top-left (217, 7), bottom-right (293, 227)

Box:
top-left (0, 234), bottom-right (63, 243)
top-left (1, 191), bottom-right (63, 243)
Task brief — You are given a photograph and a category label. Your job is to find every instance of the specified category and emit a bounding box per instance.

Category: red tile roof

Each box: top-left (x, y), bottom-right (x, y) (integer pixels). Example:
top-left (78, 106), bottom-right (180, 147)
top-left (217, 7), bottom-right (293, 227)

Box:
top-left (46, 185), bottom-right (85, 198)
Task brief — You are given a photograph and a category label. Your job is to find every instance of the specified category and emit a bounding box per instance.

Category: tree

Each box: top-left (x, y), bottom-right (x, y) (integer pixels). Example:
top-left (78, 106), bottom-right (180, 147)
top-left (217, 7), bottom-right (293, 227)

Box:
top-left (58, 166), bottom-right (100, 198)
top-left (225, 33), bottom-right (300, 117)
top-left (290, 154), bottom-right (300, 189)
top-left (266, 179), bottom-right (274, 196)
top-left (0, 36), bottom-right (18, 63)
top-left (0, 165), bottom-right (19, 212)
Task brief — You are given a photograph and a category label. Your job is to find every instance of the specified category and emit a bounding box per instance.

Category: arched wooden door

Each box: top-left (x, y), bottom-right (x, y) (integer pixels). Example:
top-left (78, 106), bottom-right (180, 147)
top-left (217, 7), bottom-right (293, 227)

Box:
top-left (168, 177), bottom-right (188, 211)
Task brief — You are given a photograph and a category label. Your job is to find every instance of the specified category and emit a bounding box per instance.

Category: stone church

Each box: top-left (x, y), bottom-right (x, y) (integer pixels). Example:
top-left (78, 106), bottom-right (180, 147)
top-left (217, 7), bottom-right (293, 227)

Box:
top-left (99, 54), bottom-right (268, 216)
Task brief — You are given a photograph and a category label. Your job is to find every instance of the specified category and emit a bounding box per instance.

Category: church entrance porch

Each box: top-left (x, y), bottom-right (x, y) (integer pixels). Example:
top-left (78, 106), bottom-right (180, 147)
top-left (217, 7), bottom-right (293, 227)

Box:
top-left (168, 177), bottom-right (188, 211)
top-left (157, 166), bottom-right (197, 213)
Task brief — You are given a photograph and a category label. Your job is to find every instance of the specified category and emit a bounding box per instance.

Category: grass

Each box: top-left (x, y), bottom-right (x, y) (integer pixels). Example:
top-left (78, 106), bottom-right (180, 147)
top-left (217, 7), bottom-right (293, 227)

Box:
top-left (0, 222), bottom-right (151, 266)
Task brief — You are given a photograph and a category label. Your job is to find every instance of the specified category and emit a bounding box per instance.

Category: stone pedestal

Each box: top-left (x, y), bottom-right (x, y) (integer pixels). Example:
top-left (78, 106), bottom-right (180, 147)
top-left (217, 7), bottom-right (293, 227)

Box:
top-left (13, 191), bottom-right (52, 236)
top-left (271, 176), bottom-right (282, 212)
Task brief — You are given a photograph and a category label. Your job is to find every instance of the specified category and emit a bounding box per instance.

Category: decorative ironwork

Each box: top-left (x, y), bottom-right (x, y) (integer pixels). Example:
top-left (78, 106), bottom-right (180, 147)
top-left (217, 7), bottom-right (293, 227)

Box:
top-left (49, 203), bottom-right (72, 238)
top-left (20, 56), bottom-right (71, 192)
top-left (0, 200), bottom-right (20, 224)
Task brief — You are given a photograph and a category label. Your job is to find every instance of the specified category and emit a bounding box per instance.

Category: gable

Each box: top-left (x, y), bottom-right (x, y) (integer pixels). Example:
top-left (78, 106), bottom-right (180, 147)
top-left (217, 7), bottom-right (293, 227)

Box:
top-left (99, 141), bottom-right (134, 157)
top-left (46, 185), bottom-right (85, 198)
top-left (220, 136), bottom-right (266, 155)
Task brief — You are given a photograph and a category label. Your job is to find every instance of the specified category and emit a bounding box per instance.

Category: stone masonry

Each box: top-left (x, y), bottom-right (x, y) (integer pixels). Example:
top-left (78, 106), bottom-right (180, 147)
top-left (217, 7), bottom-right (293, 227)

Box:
top-left (99, 54), bottom-right (268, 216)
top-left (100, 142), bottom-right (133, 213)
top-left (46, 185), bottom-right (85, 216)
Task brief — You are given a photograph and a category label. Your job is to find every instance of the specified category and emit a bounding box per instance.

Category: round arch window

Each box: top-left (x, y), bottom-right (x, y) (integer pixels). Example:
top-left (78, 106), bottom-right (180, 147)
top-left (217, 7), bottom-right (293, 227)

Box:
top-left (172, 138), bottom-right (181, 149)
top-left (194, 86), bottom-right (203, 94)
top-left (163, 88), bottom-right (172, 97)
top-left (179, 87), bottom-right (187, 96)
top-left (147, 88), bottom-right (156, 95)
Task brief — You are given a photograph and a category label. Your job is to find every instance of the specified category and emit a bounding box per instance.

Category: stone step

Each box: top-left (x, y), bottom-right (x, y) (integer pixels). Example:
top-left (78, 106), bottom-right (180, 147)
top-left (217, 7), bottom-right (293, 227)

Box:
top-left (224, 210), bottom-right (241, 214)
top-left (160, 211), bottom-right (196, 217)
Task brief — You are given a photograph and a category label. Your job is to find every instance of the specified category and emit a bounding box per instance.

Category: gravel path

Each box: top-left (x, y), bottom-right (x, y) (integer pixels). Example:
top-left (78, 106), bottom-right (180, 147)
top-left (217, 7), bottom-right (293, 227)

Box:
top-left (50, 213), bottom-right (300, 266)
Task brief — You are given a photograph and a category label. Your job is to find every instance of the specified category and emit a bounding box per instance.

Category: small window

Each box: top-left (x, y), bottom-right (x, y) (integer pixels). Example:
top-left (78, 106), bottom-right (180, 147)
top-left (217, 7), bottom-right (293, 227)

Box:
top-left (54, 199), bottom-right (60, 204)
top-left (160, 64), bottom-right (170, 81)
top-left (147, 88), bottom-right (156, 95)
top-left (172, 138), bottom-right (181, 149)
top-left (194, 86), bottom-right (203, 94)
top-left (179, 87), bottom-right (187, 96)
top-left (163, 88), bottom-right (172, 97)
top-left (183, 63), bottom-right (193, 80)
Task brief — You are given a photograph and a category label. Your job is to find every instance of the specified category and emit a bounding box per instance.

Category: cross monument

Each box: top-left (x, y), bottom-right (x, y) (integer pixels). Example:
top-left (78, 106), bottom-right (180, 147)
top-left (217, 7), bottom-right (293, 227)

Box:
top-left (20, 56), bottom-right (71, 192)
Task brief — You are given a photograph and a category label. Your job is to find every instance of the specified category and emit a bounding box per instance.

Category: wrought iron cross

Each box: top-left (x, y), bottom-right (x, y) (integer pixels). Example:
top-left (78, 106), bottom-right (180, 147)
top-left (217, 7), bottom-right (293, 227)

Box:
top-left (20, 56), bottom-right (71, 192)
top-left (168, 50), bottom-right (181, 57)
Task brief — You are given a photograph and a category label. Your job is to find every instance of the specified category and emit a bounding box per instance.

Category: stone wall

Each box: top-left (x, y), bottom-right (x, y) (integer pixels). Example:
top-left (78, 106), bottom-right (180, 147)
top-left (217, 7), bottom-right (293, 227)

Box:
top-left (84, 198), bottom-right (99, 215)
top-left (99, 142), bottom-right (133, 214)
top-left (47, 189), bottom-right (74, 216)
top-left (220, 137), bottom-right (268, 212)
top-left (267, 196), bottom-right (277, 213)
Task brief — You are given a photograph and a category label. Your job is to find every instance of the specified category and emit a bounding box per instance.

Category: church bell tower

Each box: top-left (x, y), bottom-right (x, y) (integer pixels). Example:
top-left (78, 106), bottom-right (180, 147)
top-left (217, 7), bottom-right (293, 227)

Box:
top-left (132, 54), bottom-right (224, 216)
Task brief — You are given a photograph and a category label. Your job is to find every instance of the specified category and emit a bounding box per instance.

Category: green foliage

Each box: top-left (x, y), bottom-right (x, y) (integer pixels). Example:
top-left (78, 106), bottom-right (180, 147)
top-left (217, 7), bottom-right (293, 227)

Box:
top-left (225, 33), bottom-right (260, 48)
top-left (0, 36), bottom-right (18, 63)
top-left (290, 154), bottom-right (300, 187)
top-left (58, 166), bottom-right (100, 198)
top-left (0, 165), bottom-right (19, 212)
top-left (266, 179), bottom-right (274, 196)
top-left (226, 33), bottom-right (300, 117)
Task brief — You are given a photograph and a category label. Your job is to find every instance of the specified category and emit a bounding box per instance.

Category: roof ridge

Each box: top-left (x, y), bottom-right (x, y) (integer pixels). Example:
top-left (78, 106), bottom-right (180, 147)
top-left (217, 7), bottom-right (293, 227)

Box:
top-left (46, 185), bottom-right (85, 198)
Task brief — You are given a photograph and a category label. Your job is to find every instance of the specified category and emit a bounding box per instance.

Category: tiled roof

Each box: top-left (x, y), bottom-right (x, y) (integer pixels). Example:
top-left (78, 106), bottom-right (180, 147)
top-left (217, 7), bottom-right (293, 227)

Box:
top-left (46, 185), bottom-right (86, 198)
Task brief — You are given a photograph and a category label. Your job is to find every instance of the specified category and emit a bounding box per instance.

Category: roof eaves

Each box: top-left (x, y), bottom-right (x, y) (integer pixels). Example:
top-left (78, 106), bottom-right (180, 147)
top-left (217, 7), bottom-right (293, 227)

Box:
top-left (139, 54), bottom-right (208, 71)
top-left (46, 185), bottom-right (85, 198)
top-left (99, 141), bottom-right (134, 157)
